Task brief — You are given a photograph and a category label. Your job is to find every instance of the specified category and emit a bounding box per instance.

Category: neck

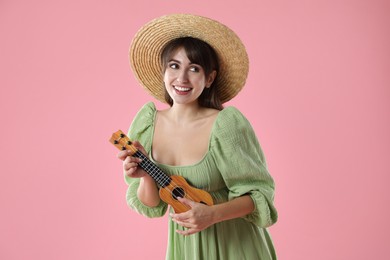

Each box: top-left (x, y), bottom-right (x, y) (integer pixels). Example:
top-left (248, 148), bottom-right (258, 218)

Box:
top-left (168, 102), bottom-right (204, 124)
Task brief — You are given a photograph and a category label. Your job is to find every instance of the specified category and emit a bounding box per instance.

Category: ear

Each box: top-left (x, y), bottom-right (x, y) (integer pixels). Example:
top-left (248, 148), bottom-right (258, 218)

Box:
top-left (206, 70), bottom-right (217, 88)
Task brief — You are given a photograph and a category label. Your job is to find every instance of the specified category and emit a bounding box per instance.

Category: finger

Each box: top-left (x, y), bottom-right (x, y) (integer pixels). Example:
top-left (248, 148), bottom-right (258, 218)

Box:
top-left (178, 197), bottom-right (196, 208)
top-left (123, 156), bottom-right (142, 165)
top-left (118, 150), bottom-right (138, 161)
top-left (123, 156), bottom-right (130, 164)
top-left (124, 162), bottom-right (139, 171)
top-left (171, 217), bottom-right (195, 228)
top-left (117, 150), bottom-right (129, 161)
top-left (170, 211), bottom-right (191, 222)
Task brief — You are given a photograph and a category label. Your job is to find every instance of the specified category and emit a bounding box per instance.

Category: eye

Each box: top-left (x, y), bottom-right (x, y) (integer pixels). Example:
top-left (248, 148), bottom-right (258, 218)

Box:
top-left (168, 62), bottom-right (179, 69)
top-left (189, 65), bottom-right (201, 72)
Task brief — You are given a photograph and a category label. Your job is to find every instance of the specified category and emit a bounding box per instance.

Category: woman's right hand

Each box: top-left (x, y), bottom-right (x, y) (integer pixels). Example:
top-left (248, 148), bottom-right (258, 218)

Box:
top-left (117, 141), bottom-right (160, 207)
top-left (117, 141), bottom-right (148, 178)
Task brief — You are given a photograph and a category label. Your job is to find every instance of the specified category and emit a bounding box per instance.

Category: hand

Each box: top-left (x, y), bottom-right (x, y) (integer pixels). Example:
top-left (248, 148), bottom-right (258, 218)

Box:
top-left (117, 141), bottom-right (148, 178)
top-left (170, 197), bottom-right (216, 236)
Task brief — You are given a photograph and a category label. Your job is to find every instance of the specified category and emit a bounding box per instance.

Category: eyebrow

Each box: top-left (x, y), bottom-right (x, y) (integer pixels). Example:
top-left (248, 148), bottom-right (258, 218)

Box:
top-left (168, 59), bottom-right (181, 63)
top-left (168, 59), bottom-right (200, 66)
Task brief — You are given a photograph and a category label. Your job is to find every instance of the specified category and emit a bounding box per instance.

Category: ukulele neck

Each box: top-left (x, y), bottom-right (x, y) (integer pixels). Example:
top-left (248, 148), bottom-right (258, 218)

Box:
top-left (109, 130), bottom-right (171, 188)
top-left (133, 150), bottom-right (171, 188)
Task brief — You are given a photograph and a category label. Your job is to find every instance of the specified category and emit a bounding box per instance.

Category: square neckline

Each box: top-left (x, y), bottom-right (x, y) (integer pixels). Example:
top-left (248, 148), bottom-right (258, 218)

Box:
top-left (149, 104), bottom-right (225, 169)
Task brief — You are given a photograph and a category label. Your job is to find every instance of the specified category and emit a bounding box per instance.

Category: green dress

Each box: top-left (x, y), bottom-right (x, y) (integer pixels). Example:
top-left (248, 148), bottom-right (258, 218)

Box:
top-left (125, 102), bottom-right (278, 260)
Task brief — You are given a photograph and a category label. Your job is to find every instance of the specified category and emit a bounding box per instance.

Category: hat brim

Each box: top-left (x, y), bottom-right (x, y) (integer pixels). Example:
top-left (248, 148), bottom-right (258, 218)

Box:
top-left (129, 14), bottom-right (249, 104)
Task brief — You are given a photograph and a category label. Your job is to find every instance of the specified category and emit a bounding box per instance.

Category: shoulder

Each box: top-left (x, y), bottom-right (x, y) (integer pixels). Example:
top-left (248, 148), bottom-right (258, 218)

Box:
top-left (211, 106), bottom-right (265, 161)
top-left (212, 106), bottom-right (260, 147)
top-left (131, 102), bottom-right (156, 123)
top-left (137, 102), bottom-right (156, 115)
top-left (216, 106), bottom-right (252, 131)
top-left (128, 102), bottom-right (157, 141)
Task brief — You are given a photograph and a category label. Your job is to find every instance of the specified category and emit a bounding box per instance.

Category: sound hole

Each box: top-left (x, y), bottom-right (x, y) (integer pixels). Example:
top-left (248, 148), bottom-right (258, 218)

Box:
top-left (172, 187), bottom-right (185, 200)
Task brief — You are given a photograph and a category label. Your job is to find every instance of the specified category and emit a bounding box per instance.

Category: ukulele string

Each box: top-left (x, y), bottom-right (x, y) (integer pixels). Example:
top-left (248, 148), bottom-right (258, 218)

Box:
top-left (116, 134), bottom-right (197, 206)
top-left (136, 152), bottom-right (197, 204)
top-left (136, 153), bottom-right (196, 210)
top-left (115, 134), bottom-right (195, 204)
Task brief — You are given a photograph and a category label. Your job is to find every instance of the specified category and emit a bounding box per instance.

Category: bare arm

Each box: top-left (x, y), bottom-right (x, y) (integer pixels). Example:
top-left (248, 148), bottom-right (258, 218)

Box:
top-left (212, 195), bottom-right (254, 223)
top-left (136, 175), bottom-right (160, 207)
top-left (170, 195), bottom-right (254, 236)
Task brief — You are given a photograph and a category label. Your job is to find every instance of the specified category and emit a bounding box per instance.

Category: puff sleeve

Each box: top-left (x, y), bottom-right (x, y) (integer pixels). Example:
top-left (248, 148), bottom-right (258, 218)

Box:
top-left (211, 107), bottom-right (278, 228)
top-left (124, 102), bottom-right (168, 218)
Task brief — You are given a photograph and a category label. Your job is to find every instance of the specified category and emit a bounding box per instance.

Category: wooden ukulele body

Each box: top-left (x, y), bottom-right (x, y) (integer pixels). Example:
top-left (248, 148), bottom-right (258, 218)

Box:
top-left (159, 175), bottom-right (213, 213)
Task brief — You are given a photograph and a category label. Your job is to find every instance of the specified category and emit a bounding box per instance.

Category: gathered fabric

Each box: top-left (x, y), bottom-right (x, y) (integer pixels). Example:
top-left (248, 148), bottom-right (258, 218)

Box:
top-left (125, 102), bottom-right (277, 260)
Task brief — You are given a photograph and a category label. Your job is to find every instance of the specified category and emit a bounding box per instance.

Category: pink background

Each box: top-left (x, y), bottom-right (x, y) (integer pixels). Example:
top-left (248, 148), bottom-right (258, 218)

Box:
top-left (1, 0), bottom-right (389, 259)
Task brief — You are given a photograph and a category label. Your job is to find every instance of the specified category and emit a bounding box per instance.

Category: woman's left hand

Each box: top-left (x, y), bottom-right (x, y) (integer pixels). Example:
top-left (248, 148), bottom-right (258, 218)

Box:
top-left (170, 197), bottom-right (216, 236)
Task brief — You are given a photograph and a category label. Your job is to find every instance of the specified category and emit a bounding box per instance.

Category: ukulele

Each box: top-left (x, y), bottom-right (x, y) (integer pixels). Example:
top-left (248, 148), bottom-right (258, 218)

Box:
top-left (109, 130), bottom-right (214, 213)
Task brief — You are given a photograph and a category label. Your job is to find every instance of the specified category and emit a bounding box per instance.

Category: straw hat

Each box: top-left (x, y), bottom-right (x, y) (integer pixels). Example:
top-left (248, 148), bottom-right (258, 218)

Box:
top-left (129, 14), bottom-right (249, 103)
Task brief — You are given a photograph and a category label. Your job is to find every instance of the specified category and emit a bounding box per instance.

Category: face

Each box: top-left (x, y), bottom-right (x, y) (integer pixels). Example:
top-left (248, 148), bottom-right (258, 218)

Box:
top-left (163, 47), bottom-right (216, 106)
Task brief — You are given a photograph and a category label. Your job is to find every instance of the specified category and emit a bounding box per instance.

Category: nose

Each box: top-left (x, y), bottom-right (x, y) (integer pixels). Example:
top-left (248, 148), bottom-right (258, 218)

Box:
top-left (176, 69), bottom-right (189, 83)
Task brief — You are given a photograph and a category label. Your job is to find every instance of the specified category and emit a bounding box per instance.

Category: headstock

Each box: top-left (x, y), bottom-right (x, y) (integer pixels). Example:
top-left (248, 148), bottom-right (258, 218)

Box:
top-left (109, 130), bottom-right (137, 155)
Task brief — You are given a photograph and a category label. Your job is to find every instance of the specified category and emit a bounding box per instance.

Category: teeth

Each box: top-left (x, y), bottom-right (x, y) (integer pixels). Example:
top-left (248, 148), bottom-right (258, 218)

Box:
top-left (174, 86), bottom-right (191, 91)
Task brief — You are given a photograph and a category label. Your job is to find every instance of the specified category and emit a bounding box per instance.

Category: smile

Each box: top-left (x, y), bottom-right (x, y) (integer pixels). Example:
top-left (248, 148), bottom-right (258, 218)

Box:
top-left (173, 86), bottom-right (192, 92)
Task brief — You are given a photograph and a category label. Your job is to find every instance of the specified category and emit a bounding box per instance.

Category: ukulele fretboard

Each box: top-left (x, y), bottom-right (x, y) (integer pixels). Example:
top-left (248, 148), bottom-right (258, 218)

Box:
top-left (133, 151), bottom-right (171, 187)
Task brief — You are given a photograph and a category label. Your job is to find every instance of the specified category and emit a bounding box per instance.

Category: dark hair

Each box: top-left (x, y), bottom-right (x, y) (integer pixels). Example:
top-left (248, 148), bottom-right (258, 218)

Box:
top-left (160, 37), bottom-right (223, 110)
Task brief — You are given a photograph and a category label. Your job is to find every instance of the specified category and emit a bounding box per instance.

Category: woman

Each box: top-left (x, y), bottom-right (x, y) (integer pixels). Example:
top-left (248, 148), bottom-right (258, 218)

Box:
top-left (117, 14), bottom-right (278, 259)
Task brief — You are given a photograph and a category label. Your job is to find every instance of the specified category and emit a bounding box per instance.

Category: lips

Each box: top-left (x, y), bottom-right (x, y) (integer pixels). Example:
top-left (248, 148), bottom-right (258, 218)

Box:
top-left (173, 85), bottom-right (192, 94)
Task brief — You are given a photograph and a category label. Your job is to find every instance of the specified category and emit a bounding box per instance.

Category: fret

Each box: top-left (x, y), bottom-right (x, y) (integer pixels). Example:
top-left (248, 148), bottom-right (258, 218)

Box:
top-left (109, 130), bottom-right (213, 213)
top-left (134, 150), bottom-right (171, 187)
